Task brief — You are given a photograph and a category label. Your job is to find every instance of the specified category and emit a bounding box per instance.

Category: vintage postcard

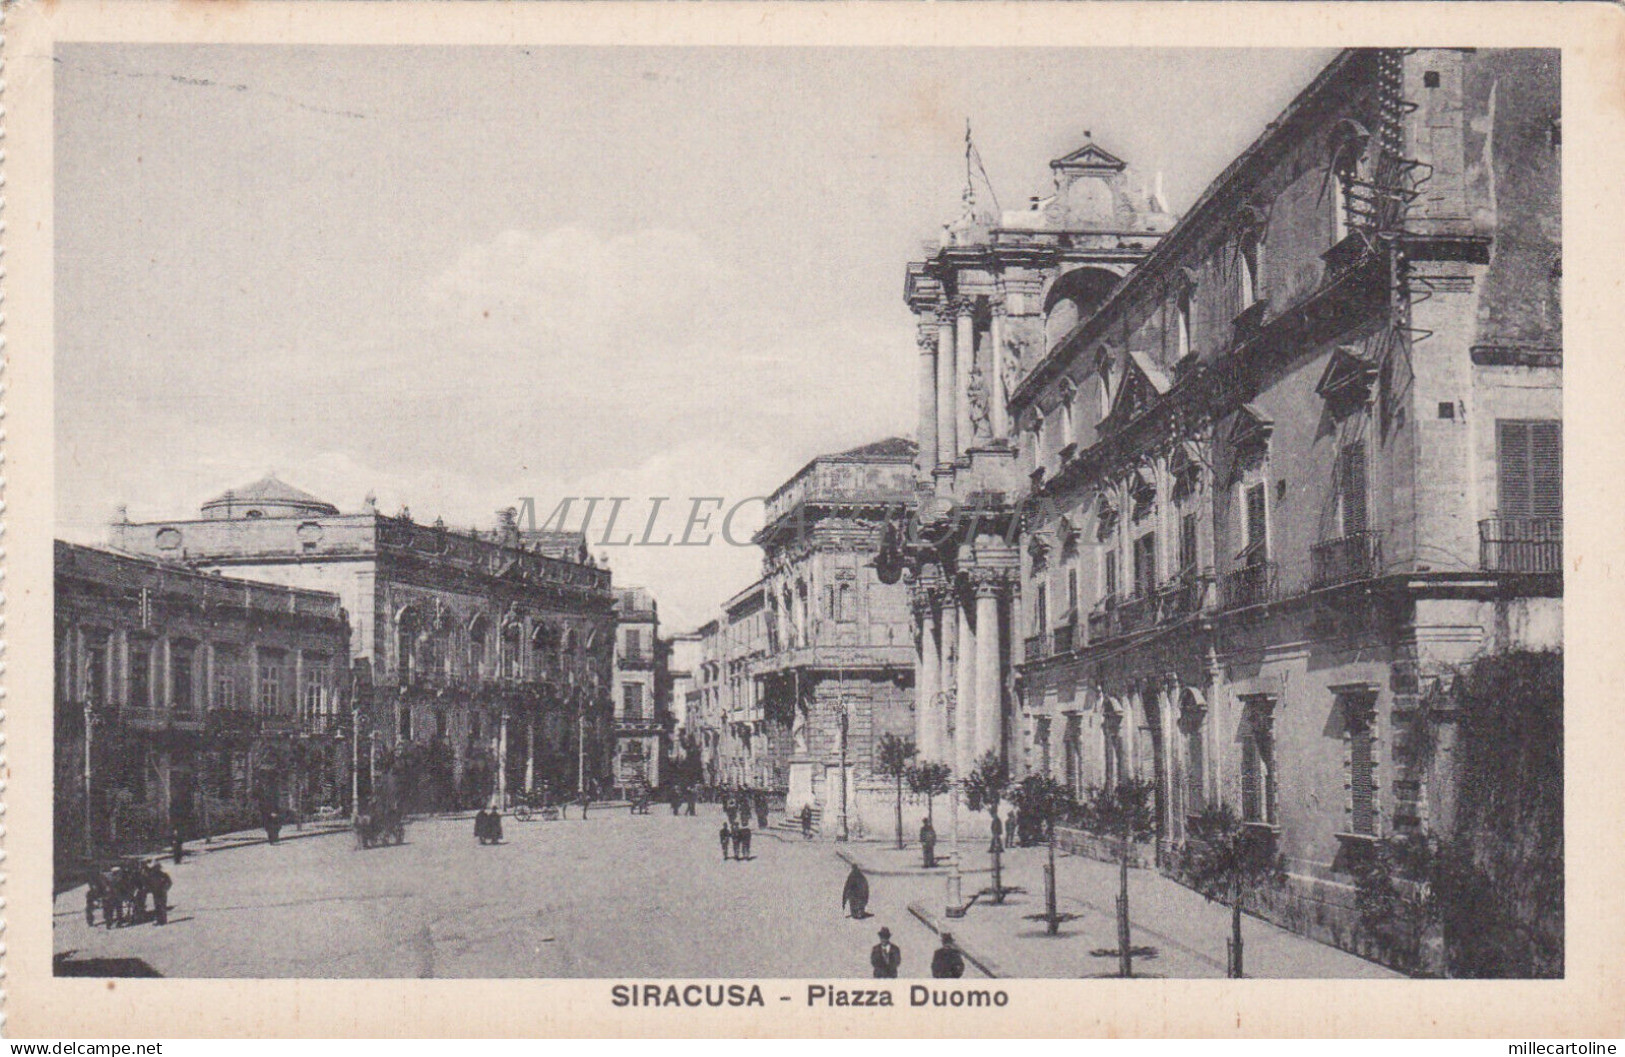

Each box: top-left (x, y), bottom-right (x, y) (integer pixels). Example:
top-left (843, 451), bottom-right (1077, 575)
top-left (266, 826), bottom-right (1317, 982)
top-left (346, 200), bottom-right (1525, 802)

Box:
top-left (5, 0), bottom-right (1623, 1038)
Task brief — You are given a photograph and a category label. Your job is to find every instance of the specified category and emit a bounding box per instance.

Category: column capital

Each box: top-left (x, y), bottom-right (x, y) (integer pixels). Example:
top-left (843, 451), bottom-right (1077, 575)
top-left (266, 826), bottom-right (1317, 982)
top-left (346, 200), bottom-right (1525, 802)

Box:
top-left (967, 565), bottom-right (1012, 597)
top-left (989, 289), bottom-right (1007, 315)
top-left (916, 326), bottom-right (940, 353)
top-left (948, 295), bottom-right (976, 319)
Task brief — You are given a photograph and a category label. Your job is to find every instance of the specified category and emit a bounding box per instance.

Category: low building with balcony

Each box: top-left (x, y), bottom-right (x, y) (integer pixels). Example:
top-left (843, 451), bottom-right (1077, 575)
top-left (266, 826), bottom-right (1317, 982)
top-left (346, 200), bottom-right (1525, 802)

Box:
top-left (991, 49), bottom-right (1559, 948)
top-left (106, 479), bottom-right (618, 812)
top-left (55, 540), bottom-right (353, 872)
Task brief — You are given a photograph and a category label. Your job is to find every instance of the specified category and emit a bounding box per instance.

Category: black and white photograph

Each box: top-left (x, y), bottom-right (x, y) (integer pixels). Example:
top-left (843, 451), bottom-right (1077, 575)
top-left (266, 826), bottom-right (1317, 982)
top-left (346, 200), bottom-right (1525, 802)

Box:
top-left (44, 39), bottom-right (1565, 985)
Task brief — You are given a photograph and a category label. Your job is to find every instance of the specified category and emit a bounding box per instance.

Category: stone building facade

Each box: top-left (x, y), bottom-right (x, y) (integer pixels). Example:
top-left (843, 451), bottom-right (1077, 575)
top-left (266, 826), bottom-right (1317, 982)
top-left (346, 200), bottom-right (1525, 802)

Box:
top-left (901, 135), bottom-right (1174, 790)
top-left (108, 478), bottom-right (618, 811)
top-left (611, 586), bottom-right (666, 791)
top-left (753, 438), bottom-right (919, 834)
top-left (995, 48), bottom-right (1560, 931)
top-left (55, 540), bottom-right (352, 869)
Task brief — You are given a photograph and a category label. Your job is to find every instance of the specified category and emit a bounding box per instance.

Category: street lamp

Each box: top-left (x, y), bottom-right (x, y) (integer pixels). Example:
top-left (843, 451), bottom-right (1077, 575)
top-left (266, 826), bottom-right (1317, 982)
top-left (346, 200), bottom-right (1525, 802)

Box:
top-left (942, 687), bottom-right (965, 918)
top-left (83, 700), bottom-right (98, 862)
top-left (835, 696), bottom-right (850, 842)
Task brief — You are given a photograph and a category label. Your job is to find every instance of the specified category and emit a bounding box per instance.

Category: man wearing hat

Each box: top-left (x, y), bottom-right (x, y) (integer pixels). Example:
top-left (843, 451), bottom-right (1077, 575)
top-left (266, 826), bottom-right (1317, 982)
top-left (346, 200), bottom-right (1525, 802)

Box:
top-left (870, 927), bottom-right (902, 978)
top-left (931, 932), bottom-right (966, 978)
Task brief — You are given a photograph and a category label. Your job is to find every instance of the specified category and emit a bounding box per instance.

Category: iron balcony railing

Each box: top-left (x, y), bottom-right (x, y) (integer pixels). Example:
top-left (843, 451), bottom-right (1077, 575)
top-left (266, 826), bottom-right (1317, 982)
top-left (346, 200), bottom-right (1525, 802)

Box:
top-left (1222, 561), bottom-right (1279, 610)
top-left (1117, 593), bottom-right (1159, 636)
top-left (1480, 518), bottom-right (1562, 574)
top-left (1052, 622), bottom-right (1077, 655)
top-left (1311, 530), bottom-right (1384, 589)
top-left (1086, 600), bottom-right (1118, 642)
top-left (618, 651), bottom-right (657, 670)
top-left (1024, 633), bottom-right (1048, 663)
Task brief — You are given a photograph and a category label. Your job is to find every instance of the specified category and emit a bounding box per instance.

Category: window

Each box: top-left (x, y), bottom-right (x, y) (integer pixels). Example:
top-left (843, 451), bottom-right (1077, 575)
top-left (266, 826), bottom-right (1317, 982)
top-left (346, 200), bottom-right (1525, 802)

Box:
top-left (469, 620), bottom-right (488, 675)
top-left (837, 582), bottom-right (855, 623)
top-left (1033, 580), bottom-right (1049, 636)
top-left (1348, 703), bottom-right (1377, 835)
top-left (624, 683), bottom-right (644, 722)
top-left (1103, 551), bottom-right (1118, 606)
top-left (1239, 236), bottom-right (1261, 310)
top-left (212, 645), bottom-right (241, 711)
top-left (1338, 441), bottom-right (1368, 536)
top-left (1242, 482), bottom-right (1269, 564)
top-left (1133, 532), bottom-right (1158, 599)
top-left (1179, 512), bottom-right (1200, 574)
top-left (171, 640), bottom-right (197, 712)
top-left (258, 649), bottom-right (287, 715)
top-left (1497, 420), bottom-right (1562, 519)
top-left (1175, 289), bottom-right (1193, 361)
top-left (83, 631), bottom-right (110, 708)
top-left (1240, 700), bottom-right (1276, 824)
top-left (1332, 151), bottom-right (1360, 245)
top-left (399, 705), bottom-right (413, 741)
top-left (128, 639), bottom-right (153, 709)
top-left (1060, 389), bottom-right (1077, 448)
top-left (302, 654), bottom-right (330, 720)
top-left (1065, 566), bottom-right (1079, 617)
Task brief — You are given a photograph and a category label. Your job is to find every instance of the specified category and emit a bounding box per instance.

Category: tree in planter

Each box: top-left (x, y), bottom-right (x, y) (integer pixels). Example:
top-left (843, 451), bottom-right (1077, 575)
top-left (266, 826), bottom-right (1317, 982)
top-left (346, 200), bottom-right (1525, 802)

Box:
top-left (875, 733), bottom-right (918, 851)
top-left (964, 750), bottom-right (1012, 904)
top-left (1085, 779), bottom-right (1157, 977)
top-left (1010, 774), bottom-right (1079, 935)
top-left (1183, 803), bottom-right (1282, 977)
top-left (906, 760), bottom-right (952, 827)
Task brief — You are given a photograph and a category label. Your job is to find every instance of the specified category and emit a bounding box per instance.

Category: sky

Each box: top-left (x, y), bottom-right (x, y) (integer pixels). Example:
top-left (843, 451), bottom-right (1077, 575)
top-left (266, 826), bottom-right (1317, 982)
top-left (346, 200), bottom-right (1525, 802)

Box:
top-left (55, 44), bottom-right (1338, 632)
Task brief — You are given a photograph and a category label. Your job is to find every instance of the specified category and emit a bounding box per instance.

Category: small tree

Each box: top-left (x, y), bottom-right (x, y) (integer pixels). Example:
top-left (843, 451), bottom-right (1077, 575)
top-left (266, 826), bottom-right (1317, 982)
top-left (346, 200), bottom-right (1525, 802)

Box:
top-left (1011, 774), bottom-right (1079, 935)
top-left (964, 751), bottom-right (1012, 903)
top-left (906, 760), bottom-right (952, 826)
top-left (1085, 779), bottom-right (1157, 977)
top-left (1183, 803), bottom-right (1281, 977)
top-left (875, 733), bottom-right (918, 850)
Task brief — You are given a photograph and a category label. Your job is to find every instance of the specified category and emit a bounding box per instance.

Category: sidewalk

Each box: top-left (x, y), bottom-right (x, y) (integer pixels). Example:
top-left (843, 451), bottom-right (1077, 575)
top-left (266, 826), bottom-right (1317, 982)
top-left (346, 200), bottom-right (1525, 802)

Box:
top-left (840, 841), bottom-right (1401, 979)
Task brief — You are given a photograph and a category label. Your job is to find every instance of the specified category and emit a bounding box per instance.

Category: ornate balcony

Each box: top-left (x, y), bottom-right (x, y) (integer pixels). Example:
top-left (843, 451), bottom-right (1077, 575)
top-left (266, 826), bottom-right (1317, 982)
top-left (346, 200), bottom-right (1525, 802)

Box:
top-left (1311, 530), bottom-right (1384, 589)
top-left (1024, 633), bottom-right (1049, 663)
top-left (1116, 593), bottom-right (1159, 636)
top-left (1222, 562), bottom-right (1279, 610)
top-left (1086, 601), bottom-right (1118, 642)
top-left (1051, 622), bottom-right (1077, 656)
top-left (1480, 518), bottom-right (1562, 574)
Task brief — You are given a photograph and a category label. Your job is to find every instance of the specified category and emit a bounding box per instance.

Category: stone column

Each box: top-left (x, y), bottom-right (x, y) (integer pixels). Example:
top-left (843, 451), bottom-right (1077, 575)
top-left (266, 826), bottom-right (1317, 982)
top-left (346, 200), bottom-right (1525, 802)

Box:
top-left (955, 589), bottom-right (977, 780)
top-left (974, 573), bottom-right (1004, 761)
top-left (914, 588), bottom-right (940, 763)
top-left (955, 298), bottom-right (976, 455)
top-left (917, 320), bottom-right (939, 475)
top-left (989, 296), bottom-right (1009, 441)
top-left (936, 308), bottom-right (957, 466)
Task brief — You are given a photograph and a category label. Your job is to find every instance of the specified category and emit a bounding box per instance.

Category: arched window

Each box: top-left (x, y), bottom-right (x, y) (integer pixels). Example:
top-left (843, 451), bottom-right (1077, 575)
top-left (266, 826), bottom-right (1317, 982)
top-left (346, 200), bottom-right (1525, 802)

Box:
top-left (1175, 288), bottom-right (1192, 362)
top-left (468, 615), bottom-right (489, 676)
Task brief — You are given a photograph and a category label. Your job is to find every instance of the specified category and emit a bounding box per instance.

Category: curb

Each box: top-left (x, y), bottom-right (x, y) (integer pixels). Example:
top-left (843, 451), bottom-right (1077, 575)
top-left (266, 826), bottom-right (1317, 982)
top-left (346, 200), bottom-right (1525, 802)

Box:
top-left (834, 848), bottom-right (991, 878)
top-left (906, 902), bottom-right (1002, 979)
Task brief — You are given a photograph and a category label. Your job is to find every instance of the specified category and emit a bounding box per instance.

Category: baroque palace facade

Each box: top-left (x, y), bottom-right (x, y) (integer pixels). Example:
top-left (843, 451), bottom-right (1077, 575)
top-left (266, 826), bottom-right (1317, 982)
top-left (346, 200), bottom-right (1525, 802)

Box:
top-left (109, 478), bottom-right (619, 811)
top-left (902, 48), bottom-right (1561, 916)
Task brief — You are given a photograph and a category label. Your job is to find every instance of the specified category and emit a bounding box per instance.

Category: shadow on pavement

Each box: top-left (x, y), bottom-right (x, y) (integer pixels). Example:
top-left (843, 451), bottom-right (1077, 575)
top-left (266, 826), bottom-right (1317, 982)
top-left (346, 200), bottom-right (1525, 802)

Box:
top-left (54, 952), bottom-right (164, 977)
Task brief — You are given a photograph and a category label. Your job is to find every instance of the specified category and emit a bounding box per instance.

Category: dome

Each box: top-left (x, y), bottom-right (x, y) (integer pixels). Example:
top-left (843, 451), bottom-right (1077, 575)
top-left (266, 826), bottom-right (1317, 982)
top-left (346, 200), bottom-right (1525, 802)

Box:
top-left (201, 476), bottom-right (340, 520)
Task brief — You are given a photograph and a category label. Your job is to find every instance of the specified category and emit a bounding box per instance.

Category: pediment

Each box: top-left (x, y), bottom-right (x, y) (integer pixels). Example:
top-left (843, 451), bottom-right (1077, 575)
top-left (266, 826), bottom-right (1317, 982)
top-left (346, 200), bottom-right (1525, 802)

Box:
top-left (1228, 404), bottom-right (1275, 451)
top-left (1051, 141), bottom-right (1128, 174)
top-left (1104, 351), bottom-right (1170, 428)
top-left (1315, 344), bottom-right (1379, 407)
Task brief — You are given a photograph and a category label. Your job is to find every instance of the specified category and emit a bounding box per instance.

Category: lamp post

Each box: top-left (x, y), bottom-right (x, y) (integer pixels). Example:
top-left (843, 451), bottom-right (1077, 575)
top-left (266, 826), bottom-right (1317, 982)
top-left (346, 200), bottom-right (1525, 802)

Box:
top-left (836, 697), bottom-right (850, 842)
top-left (350, 702), bottom-right (361, 824)
top-left (943, 688), bottom-right (964, 917)
top-left (83, 701), bottom-right (97, 862)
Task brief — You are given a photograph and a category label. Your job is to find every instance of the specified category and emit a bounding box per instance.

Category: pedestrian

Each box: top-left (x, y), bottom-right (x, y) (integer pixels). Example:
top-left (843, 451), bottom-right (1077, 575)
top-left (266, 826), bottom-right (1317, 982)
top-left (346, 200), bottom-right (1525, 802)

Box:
top-left (146, 862), bottom-right (172, 926)
top-left (1007, 807), bottom-right (1020, 849)
top-left (171, 825), bottom-right (186, 865)
top-left (870, 927), bottom-right (901, 978)
top-left (800, 803), bottom-right (814, 840)
top-left (920, 817), bottom-right (937, 868)
top-left (738, 823), bottom-right (753, 861)
top-left (841, 863), bottom-right (870, 919)
top-left (686, 790), bottom-right (697, 816)
top-left (754, 792), bottom-right (768, 830)
top-left (671, 789), bottom-right (681, 816)
top-left (988, 811), bottom-right (1003, 854)
top-left (580, 792), bottom-right (591, 820)
top-left (719, 820), bottom-right (733, 861)
top-left (931, 933), bottom-right (966, 978)
top-left (84, 871), bottom-right (104, 928)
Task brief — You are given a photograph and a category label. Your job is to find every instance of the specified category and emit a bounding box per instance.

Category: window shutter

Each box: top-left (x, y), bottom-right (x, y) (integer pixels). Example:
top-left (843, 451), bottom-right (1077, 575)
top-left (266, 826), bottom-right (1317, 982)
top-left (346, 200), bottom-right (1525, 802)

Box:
top-left (1498, 421), bottom-right (1532, 518)
top-left (1531, 421), bottom-right (1562, 517)
top-left (1349, 713), bottom-right (1375, 835)
top-left (1241, 737), bottom-right (1261, 822)
top-left (1339, 441), bottom-right (1368, 535)
top-left (1245, 483), bottom-right (1268, 559)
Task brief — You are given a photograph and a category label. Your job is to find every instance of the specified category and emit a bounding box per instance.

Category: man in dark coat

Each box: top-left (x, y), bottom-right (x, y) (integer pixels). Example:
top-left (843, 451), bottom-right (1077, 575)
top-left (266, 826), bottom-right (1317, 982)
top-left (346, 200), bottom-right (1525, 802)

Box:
top-left (870, 927), bottom-right (901, 978)
top-left (800, 804), bottom-right (814, 840)
top-left (920, 817), bottom-right (937, 868)
top-left (146, 862), bottom-right (172, 926)
top-left (841, 864), bottom-right (870, 918)
top-left (685, 790), bottom-right (697, 816)
top-left (754, 793), bottom-right (769, 829)
top-left (738, 823), bottom-right (752, 861)
top-left (719, 821), bottom-right (733, 861)
top-left (988, 812), bottom-right (1003, 854)
top-left (931, 933), bottom-right (966, 978)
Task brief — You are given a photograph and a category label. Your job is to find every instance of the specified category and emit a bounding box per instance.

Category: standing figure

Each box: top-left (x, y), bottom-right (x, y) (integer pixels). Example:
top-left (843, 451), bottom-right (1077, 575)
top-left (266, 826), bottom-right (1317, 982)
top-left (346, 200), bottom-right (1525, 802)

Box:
top-left (738, 823), bottom-right (753, 861)
top-left (719, 821), bottom-right (733, 861)
top-left (84, 872), bottom-right (105, 927)
top-left (1007, 807), bottom-right (1020, 849)
top-left (920, 818), bottom-right (937, 868)
top-left (841, 864), bottom-right (870, 919)
top-left (800, 804), bottom-right (814, 840)
top-left (931, 933), bottom-right (966, 978)
top-left (171, 826), bottom-right (186, 865)
top-left (146, 862), bottom-right (172, 926)
top-left (988, 812), bottom-right (1003, 855)
top-left (754, 792), bottom-right (769, 830)
top-left (870, 927), bottom-right (902, 978)
top-left (686, 790), bottom-right (697, 816)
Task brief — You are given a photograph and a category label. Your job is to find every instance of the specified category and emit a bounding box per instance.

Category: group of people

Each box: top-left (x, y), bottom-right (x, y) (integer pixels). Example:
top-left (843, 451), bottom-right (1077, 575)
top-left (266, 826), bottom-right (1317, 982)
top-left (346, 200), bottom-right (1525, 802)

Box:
top-left (721, 790), bottom-right (770, 830)
top-left (84, 860), bottom-right (173, 928)
top-left (866, 927), bottom-right (966, 979)
top-left (718, 819), bottom-right (753, 861)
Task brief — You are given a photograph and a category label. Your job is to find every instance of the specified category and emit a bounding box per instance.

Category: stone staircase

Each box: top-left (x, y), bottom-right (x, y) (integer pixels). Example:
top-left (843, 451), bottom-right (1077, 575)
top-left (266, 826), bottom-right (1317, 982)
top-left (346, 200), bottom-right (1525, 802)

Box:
top-left (774, 804), bottom-right (822, 835)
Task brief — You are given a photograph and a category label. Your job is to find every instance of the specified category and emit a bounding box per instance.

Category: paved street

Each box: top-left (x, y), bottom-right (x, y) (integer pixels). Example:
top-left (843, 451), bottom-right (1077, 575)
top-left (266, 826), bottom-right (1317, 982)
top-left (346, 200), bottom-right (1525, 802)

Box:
top-left (53, 807), bottom-right (942, 979)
